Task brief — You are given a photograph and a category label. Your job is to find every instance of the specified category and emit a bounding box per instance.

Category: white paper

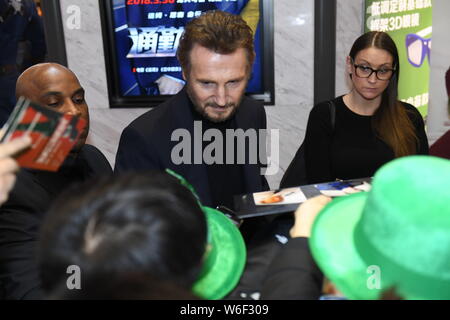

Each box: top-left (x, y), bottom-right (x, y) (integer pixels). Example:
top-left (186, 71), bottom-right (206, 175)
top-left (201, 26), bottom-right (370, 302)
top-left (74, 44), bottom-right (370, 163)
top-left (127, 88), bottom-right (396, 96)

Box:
top-left (253, 187), bottom-right (307, 206)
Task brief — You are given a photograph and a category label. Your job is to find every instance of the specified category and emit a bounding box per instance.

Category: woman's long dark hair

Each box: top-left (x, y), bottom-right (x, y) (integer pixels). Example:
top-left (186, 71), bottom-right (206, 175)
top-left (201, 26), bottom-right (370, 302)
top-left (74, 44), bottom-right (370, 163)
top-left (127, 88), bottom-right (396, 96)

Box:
top-left (349, 31), bottom-right (418, 157)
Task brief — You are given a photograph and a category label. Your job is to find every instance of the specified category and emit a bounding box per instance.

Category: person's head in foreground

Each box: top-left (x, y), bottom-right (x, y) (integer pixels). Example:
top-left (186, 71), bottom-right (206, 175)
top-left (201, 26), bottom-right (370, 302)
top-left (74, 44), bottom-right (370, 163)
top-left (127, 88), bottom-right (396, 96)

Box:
top-left (309, 155), bottom-right (450, 299)
top-left (38, 171), bottom-right (246, 299)
top-left (177, 10), bottom-right (255, 123)
top-left (48, 273), bottom-right (199, 300)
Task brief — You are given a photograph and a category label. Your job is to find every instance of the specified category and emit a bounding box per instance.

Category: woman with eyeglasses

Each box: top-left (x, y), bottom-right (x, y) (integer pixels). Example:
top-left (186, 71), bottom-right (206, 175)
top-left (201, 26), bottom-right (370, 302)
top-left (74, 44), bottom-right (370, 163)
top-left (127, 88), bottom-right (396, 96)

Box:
top-left (292, 31), bottom-right (428, 184)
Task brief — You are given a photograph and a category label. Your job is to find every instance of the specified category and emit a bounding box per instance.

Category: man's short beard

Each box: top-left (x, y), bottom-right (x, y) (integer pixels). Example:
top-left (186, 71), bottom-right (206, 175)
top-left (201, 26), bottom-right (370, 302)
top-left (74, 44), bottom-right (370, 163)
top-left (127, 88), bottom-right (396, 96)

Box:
top-left (196, 102), bottom-right (238, 123)
top-left (186, 84), bottom-right (241, 123)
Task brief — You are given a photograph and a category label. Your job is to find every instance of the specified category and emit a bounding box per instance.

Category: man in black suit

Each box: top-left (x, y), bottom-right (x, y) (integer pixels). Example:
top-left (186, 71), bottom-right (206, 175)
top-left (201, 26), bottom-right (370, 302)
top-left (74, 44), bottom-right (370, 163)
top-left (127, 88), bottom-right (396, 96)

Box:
top-left (115, 11), bottom-right (269, 212)
top-left (0, 63), bottom-right (112, 299)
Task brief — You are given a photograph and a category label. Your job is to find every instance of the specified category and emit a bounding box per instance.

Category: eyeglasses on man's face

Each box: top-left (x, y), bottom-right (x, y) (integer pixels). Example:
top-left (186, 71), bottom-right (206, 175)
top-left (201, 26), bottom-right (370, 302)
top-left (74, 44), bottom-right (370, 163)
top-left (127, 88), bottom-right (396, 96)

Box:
top-left (353, 64), bottom-right (395, 81)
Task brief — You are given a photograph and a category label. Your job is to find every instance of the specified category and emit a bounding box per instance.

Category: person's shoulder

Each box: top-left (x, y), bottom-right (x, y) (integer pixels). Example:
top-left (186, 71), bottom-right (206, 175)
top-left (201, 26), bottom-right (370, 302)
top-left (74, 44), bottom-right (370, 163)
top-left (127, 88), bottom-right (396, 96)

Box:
top-left (400, 101), bottom-right (423, 122)
top-left (400, 101), bottom-right (420, 113)
top-left (309, 97), bottom-right (341, 118)
top-left (241, 95), bottom-right (264, 107)
top-left (125, 106), bottom-right (165, 132)
top-left (233, 96), bottom-right (266, 129)
top-left (81, 144), bottom-right (113, 175)
top-left (125, 91), bottom-right (188, 134)
top-left (81, 144), bottom-right (106, 157)
top-left (0, 169), bottom-right (47, 214)
top-left (239, 95), bottom-right (265, 114)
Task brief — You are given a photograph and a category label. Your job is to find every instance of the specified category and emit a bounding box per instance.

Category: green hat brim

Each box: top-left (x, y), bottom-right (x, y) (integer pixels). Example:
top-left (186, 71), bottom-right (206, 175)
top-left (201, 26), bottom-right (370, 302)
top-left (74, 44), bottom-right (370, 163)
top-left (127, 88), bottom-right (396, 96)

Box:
top-left (311, 157), bottom-right (450, 300)
top-left (192, 207), bottom-right (246, 300)
top-left (310, 192), bottom-right (384, 300)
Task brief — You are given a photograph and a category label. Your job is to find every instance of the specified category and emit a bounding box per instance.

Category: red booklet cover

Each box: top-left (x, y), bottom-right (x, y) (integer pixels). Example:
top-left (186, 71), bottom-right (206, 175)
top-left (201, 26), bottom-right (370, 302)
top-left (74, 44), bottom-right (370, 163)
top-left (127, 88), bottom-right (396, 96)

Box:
top-left (1, 97), bottom-right (86, 171)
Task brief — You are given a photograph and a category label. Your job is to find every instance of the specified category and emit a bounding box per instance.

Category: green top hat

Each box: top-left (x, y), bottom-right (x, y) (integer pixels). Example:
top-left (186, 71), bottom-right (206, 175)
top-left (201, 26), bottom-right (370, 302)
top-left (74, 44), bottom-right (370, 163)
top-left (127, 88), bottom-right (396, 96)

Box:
top-left (310, 156), bottom-right (450, 300)
top-left (192, 206), bottom-right (246, 300)
top-left (165, 169), bottom-right (246, 300)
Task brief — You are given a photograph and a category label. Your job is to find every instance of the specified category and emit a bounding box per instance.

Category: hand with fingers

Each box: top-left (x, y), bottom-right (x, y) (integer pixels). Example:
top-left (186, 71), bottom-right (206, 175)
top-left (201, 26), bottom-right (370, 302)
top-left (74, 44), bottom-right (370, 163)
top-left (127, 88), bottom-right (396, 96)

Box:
top-left (290, 195), bottom-right (332, 238)
top-left (0, 135), bottom-right (32, 205)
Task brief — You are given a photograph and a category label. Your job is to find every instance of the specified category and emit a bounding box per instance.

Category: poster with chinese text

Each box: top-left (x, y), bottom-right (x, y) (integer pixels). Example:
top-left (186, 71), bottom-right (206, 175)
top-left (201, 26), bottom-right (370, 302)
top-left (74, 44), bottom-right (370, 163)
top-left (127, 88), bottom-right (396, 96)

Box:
top-left (110, 0), bottom-right (263, 99)
top-left (365, 0), bottom-right (433, 117)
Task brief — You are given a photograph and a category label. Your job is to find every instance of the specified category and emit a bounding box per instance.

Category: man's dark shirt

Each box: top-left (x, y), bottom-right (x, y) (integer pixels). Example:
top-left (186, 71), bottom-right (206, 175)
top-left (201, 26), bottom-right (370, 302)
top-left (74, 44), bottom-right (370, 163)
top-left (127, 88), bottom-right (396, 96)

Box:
top-left (191, 103), bottom-right (246, 209)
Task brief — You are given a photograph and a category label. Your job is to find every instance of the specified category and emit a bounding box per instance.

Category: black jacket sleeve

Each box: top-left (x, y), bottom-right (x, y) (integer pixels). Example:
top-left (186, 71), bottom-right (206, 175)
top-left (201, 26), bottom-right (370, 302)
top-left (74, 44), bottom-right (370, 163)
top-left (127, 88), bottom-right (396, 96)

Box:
top-left (82, 145), bottom-right (113, 175)
top-left (114, 124), bottom-right (162, 173)
top-left (260, 237), bottom-right (323, 300)
top-left (404, 103), bottom-right (429, 155)
top-left (0, 170), bottom-right (47, 300)
top-left (259, 106), bottom-right (270, 190)
top-left (0, 210), bottom-right (44, 299)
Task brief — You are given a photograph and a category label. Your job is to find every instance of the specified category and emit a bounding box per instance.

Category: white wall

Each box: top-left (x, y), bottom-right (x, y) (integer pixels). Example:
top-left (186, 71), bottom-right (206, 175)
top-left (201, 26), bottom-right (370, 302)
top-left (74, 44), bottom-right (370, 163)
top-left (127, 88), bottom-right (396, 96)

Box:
top-left (335, 0), bottom-right (364, 97)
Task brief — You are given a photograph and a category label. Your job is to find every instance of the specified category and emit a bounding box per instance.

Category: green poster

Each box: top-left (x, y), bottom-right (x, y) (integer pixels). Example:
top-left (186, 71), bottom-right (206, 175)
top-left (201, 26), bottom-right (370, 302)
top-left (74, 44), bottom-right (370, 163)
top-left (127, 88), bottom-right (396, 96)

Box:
top-left (364, 0), bottom-right (433, 118)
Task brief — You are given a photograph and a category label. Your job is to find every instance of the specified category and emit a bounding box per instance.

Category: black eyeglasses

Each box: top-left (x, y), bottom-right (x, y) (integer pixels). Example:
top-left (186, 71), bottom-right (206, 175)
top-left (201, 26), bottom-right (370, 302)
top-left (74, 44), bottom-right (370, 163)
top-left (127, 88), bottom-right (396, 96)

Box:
top-left (353, 63), bottom-right (396, 81)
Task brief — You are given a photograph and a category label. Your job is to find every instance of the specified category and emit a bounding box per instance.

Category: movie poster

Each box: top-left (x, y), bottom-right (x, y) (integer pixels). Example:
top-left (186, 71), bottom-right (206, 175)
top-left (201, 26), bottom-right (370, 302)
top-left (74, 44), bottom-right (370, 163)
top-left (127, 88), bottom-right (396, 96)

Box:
top-left (364, 0), bottom-right (433, 117)
top-left (110, 0), bottom-right (263, 99)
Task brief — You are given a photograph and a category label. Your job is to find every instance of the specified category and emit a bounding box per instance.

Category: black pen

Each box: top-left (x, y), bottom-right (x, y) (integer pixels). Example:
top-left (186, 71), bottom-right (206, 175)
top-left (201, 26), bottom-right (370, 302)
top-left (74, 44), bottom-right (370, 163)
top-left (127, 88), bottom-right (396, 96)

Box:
top-left (282, 191), bottom-right (296, 197)
top-left (271, 188), bottom-right (283, 195)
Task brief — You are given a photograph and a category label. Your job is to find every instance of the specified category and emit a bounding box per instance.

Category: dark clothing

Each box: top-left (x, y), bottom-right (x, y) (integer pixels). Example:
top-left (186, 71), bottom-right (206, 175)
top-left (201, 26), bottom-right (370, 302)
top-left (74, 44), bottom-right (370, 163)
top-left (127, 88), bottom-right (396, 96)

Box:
top-left (0, 0), bottom-right (46, 126)
top-left (430, 130), bottom-right (450, 160)
top-left (260, 237), bottom-right (323, 300)
top-left (226, 215), bottom-right (294, 299)
top-left (0, 0), bottom-right (46, 65)
top-left (115, 88), bottom-right (269, 208)
top-left (205, 156), bottom-right (245, 210)
top-left (304, 96), bottom-right (429, 183)
top-left (196, 111), bottom-right (246, 209)
top-left (0, 145), bottom-right (112, 300)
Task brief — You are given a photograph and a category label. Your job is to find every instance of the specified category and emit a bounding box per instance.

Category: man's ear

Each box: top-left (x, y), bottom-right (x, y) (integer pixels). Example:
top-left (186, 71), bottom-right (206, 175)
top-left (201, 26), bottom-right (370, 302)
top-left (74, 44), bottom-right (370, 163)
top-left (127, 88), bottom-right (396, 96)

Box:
top-left (182, 70), bottom-right (187, 81)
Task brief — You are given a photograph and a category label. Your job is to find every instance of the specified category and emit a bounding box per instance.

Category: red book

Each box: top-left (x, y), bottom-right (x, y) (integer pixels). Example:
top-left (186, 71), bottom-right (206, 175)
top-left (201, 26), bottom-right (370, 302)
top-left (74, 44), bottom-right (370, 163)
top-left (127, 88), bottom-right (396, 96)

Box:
top-left (1, 97), bottom-right (86, 171)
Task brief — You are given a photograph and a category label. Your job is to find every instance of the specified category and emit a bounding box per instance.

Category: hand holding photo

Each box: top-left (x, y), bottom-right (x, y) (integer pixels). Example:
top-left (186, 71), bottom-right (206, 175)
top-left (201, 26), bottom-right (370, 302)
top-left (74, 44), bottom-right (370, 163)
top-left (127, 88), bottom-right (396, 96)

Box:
top-left (0, 97), bottom-right (86, 172)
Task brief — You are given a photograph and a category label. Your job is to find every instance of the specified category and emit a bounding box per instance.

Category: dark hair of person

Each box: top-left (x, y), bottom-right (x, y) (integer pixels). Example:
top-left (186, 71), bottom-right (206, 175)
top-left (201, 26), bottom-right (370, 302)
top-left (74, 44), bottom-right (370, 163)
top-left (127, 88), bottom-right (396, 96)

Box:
top-left (48, 273), bottom-right (200, 300)
top-left (177, 10), bottom-right (255, 75)
top-left (38, 172), bottom-right (207, 294)
top-left (349, 31), bottom-right (419, 157)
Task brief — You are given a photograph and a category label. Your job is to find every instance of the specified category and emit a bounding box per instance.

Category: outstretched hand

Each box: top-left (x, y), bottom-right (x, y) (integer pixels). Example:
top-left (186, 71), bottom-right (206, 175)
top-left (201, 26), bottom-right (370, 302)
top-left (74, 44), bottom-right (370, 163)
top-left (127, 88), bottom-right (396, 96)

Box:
top-left (0, 135), bottom-right (32, 204)
top-left (290, 195), bottom-right (332, 238)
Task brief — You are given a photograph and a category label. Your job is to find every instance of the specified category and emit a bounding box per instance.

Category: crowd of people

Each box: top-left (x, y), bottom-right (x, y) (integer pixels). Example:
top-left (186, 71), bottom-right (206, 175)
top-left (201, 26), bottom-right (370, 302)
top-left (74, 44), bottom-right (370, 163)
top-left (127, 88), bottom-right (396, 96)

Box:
top-left (0, 8), bottom-right (449, 301)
